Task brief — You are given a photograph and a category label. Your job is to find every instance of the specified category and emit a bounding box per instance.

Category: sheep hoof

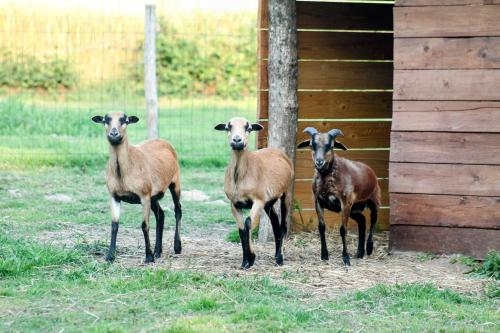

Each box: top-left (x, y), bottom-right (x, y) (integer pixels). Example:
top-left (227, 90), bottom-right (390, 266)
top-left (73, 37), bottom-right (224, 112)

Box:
top-left (248, 252), bottom-right (256, 267)
top-left (275, 254), bottom-right (283, 266)
top-left (154, 250), bottom-right (162, 259)
top-left (106, 253), bottom-right (115, 262)
top-left (342, 255), bottom-right (351, 266)
top-left (145, 254), bottom-right (155, 264)
top-left (367, 241), bottom-right (374, 255)
top-left (356, 250), bottom-right (365, 259)
top-left (321, 251), bottom-right (329, 261)
top-left (174, 241), bottom-right (182, 255)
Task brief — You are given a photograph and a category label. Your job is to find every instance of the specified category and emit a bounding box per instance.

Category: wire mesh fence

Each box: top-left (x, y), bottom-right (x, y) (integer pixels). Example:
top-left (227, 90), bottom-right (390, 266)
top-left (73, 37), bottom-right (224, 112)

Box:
top-left (0, 0), bottom-right (257, 168)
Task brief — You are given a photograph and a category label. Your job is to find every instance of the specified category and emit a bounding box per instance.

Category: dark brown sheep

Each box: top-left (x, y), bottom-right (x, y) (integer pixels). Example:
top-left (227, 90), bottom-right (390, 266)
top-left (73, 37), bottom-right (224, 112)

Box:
top-left (298, 127), bottom-right (380, 267)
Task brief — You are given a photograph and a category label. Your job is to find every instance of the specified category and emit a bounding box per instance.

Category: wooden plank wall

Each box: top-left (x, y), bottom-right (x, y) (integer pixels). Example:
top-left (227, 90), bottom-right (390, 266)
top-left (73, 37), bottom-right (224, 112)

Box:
top-left (257, 0), bottom-right (393, 232)
top-left (391, 0), bottom-right (500, 258)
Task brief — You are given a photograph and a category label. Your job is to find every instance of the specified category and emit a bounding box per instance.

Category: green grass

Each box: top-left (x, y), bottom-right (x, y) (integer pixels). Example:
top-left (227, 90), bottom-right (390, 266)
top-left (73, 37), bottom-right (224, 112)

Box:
top-left (0, 95), bottom-right (256, 169)
top-left (0, 232), bottom-right (498, 332)
top-left (1, 93), bottom-right (499, 332)
top-left (0, 166), bottom-right (233, 232)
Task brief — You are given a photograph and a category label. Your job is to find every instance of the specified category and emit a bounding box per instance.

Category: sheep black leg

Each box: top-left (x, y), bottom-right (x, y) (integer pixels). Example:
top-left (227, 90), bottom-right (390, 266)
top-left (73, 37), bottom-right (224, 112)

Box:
top-left (265, 200), bottom-right (283, 266)
top-left (152, 200), bottom-right (164, 258)
top-left (238, 226), bottom-right (249, 269)
top-left (340, 225), bottom-right (350, 267)
top-left (350, 212), bottom-right (366, 259)
top-left (279, 194), bottom-right (288, 245)
top-left (142, 221), bottom-right (154, 263)
top-left (315, 200), bottom-right (328, 260)
top-left (239, 218), bottom-right (254, 269)
top-left (106, 221), bottom-right (119, 262)
top-left (366, 200), bottom-right (378, 256)
top-left (169, 183), bottom-right (182, 254)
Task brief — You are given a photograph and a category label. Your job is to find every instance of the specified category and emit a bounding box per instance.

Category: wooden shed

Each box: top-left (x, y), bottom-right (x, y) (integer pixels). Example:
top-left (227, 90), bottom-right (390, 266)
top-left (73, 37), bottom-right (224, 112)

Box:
top-left (257, 0), bottom-right (500, 258)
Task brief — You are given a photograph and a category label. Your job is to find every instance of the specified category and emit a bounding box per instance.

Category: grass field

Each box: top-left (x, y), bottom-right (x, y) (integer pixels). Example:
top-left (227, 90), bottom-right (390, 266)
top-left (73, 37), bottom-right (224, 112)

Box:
top-left (1, 94), bottom-right (499, 332)
top-left (0, 95), bottom-right (256, 169)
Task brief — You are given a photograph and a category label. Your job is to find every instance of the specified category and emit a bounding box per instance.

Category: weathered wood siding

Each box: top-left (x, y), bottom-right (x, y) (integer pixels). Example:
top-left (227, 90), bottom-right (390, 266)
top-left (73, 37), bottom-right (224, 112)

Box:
top-left (392, 0), bottom-right (500, 258)
top-left (258, 0), bottom-right (393, 231)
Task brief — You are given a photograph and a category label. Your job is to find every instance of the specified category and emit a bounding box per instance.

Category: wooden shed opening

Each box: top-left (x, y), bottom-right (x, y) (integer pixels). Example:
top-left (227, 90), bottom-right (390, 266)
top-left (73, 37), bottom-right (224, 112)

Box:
top-left (257, 0), bottom-right (394, 232)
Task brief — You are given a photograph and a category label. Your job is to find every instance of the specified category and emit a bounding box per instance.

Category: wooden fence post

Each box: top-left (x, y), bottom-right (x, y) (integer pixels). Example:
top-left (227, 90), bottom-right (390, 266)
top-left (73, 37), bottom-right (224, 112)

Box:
top-left (259, 0), bottom-right (298, 242)
top-left (144, 4), bottom-right (158, 139)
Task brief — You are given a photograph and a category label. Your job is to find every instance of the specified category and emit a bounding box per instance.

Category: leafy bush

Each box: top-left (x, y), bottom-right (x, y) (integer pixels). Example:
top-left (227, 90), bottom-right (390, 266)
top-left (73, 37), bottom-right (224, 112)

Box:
top-left (0, 51), bottom-right (78, 90)
top-left (132, 18), bottom-right (257, 99)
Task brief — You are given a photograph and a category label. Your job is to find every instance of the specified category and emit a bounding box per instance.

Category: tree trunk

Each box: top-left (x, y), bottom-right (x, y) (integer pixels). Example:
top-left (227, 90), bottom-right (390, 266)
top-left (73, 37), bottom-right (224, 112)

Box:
top-left (258, 0), bottom-right (298, 242)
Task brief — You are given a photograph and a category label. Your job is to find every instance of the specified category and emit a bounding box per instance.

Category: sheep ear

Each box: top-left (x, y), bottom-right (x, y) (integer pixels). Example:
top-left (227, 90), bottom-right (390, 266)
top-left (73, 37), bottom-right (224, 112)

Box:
top-left (297, 140), bottom-right (311, 149)
top-left (250, 123), bottom-right (263, 131)
top-left (91, 115), bottom-right (104, 124)
top-left (127, 116), bottom-right (139, 124)
top-left (334, 141), bottom-right (348, 151)
top-left (214, 123), bottom-right (227, 131)
top-left (303, 127), bottom-right (318, 137)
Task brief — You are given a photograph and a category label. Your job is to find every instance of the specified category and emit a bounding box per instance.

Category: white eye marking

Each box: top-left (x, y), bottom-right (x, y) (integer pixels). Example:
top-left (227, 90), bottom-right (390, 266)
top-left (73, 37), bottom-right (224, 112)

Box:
top-left (104, 124), bottom-right (109, 128)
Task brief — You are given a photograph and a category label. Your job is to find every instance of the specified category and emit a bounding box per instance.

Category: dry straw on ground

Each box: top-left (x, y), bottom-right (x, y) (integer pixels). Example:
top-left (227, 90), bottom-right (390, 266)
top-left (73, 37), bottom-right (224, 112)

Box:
top-left (41, 222), bottom-right (489, 298)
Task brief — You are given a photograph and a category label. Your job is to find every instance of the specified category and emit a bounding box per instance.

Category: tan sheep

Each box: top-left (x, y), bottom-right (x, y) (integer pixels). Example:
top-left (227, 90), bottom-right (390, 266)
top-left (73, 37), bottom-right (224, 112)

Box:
top-left (215, 117), bottom-right (294, 268)
top-left (91, 112), bottom-right (182, 263)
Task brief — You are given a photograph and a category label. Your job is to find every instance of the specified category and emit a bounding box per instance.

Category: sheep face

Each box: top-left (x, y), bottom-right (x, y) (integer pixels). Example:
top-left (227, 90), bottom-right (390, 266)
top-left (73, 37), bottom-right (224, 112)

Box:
top-left (91, 112), bottom-right (139, 146)
top-left (214, 117), bottom-right (263, 151)
top-left (297, 127), bottom-right (347, 172)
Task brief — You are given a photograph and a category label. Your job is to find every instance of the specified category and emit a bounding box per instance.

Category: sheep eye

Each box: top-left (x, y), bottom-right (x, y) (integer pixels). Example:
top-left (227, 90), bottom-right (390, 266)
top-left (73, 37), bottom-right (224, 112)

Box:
top-left (119, 116), bottom-right (127, 125)
top-left (227, 123), bottom-right (232, 131)
top-left (104, 116), bottom-right (111, 125)
top-left (245, 123), bottom-right (250, 132)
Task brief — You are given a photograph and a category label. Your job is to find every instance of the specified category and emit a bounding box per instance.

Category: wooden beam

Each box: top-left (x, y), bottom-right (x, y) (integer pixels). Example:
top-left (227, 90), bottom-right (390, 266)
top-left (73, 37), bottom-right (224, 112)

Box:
top-left (295, 179), bottom-right (389, 208)
top-left (392, 101), bottom-right (500, 132)
top-left (258, 121), bottom-right (391, 149)
top-left (396, 0), bottom-right (500, 6)
top-left (259, 91), bottom-right (392, 119)
top-left (293, 208), bottom-right (390, 232)
top-left (390, 225), bottom-right (500, 259)
top-left (394, 70), bottom-right (500, 101)
top-left (295, 149), bottom-right (389, 179)
top-left (390, 162), bottom-right (500, 196)
top-left (395, 37), bottom-right (500, 69)
top-left (390, 132), bottom-right (500, 164)
top-left (395, 5), bottom-right (500, 37)
top-left (261, 1), bottom-right (393, 31)
top-left (261, 61), bottom-right (393, 90)
top-left (391, 193), bottom-right (500, 229)
top-left (261, 30), bottom-right (393, 60)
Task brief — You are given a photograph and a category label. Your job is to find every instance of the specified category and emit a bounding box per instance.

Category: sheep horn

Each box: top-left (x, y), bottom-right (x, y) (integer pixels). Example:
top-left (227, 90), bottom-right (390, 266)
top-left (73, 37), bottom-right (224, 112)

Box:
top-left (328, 129), bottom-right (344, 140)
top-left (303, 127), bottom-right (318, 137)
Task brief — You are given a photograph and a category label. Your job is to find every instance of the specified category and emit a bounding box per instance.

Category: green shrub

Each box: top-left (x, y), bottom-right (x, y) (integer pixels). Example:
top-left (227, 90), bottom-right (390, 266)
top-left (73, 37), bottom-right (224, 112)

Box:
top-left (132, 18), bottom-right (257, 99)
top-left (476, 251), bottom-right (500, 280)
top-left (0, 51), bottom-right (77, 90)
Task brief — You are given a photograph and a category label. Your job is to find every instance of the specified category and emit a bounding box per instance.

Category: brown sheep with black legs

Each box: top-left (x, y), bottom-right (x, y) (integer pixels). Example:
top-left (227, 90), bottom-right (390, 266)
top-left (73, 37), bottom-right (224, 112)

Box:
top-left (297, 127), bottom-right (380, 267)
top-left (91, 111), bottom-right (182, 263)
top-left (215, 117), bottom-right (294, 268)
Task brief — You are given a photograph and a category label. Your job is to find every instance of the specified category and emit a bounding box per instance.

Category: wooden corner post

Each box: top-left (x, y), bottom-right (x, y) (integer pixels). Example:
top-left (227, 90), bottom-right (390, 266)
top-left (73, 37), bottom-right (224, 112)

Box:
top-left (144, 4), bottom-right (158, 139)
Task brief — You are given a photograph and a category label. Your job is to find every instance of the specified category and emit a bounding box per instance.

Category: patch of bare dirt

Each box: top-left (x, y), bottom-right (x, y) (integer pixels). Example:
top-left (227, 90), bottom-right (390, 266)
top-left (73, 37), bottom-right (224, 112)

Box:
top-left (38, 223), bottom-right (488, 298)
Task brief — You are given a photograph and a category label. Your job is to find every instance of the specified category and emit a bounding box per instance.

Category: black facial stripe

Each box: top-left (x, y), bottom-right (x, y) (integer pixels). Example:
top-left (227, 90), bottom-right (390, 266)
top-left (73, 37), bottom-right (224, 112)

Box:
top-left (311, 140), bottom-right (317, 151)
